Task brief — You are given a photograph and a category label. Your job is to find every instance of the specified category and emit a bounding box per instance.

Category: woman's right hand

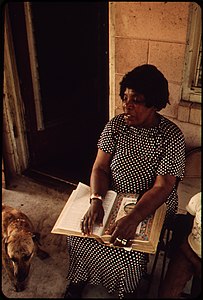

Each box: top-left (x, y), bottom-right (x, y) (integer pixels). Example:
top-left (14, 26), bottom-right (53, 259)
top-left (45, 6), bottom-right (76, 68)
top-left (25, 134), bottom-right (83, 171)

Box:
top-left (80, 199), bottom-right (104, 235)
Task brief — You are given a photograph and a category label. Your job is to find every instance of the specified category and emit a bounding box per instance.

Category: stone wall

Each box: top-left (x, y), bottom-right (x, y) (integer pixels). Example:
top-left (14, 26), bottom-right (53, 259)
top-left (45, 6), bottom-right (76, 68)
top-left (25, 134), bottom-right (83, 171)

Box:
top-left (109, 2), bottom-right (201, 152)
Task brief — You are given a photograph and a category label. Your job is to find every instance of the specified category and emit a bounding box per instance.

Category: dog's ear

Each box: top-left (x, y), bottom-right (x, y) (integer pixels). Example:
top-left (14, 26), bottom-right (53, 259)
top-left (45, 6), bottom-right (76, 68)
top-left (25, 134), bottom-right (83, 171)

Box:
top-left (32, 232), bottom-right (42, 246)
top-left (2, 237), bottom-right (9, 255)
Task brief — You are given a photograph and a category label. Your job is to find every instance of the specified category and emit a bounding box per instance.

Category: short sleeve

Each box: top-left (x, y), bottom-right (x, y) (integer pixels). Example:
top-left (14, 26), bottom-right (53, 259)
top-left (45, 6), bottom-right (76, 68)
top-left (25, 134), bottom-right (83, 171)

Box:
top-left (157, 124), bottom-right (186, 180)
top-left (97, 121), bottom-right (116, 153)
top-left (97, 114), bottom-right (126, 154)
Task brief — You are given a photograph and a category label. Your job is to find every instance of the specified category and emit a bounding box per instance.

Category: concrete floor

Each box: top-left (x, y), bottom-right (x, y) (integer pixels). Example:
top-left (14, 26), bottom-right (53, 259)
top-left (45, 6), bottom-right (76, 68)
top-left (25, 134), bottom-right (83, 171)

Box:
top-left (2, 174), bottom-right (196, 299)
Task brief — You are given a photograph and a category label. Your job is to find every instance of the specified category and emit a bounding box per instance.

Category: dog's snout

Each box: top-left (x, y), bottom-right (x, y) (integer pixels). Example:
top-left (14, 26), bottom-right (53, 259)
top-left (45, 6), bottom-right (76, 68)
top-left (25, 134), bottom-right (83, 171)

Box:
top-left (15, 281), bottom-right (26, 292)
top-left (17, 272), bottom-right (28, 282)
top-left (14, 264), bottom-right (30, 282)
top-left (16, 270), bottom-right (29, 282)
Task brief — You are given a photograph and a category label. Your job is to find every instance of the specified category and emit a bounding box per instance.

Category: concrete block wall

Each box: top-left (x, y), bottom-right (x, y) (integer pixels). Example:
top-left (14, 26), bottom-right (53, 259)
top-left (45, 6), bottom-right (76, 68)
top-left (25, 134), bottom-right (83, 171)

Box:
top-left (109, 2), bottom-right (201, 152)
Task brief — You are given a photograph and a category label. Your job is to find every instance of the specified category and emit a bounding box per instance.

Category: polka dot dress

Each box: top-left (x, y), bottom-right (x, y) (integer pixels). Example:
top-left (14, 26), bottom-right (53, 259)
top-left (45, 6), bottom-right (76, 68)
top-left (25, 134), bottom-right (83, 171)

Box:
top-left (66, 113), bottom-right (186, 298)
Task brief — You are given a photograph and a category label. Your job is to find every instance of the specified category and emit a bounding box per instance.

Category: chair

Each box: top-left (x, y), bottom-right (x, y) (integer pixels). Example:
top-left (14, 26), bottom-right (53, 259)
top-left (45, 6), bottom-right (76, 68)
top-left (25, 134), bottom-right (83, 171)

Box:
top-left (146, 147), bottom-right (201, 297)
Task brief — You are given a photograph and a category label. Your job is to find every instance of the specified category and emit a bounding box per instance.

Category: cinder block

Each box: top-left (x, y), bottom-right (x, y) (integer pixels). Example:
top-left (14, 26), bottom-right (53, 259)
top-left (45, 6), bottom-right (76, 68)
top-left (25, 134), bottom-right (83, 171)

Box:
top-left (115, 38), bottom-right (148, 74)
top-left (149, 41), bottom-right (186, 84)
top-left (115, 2), bottom-right (189, 43)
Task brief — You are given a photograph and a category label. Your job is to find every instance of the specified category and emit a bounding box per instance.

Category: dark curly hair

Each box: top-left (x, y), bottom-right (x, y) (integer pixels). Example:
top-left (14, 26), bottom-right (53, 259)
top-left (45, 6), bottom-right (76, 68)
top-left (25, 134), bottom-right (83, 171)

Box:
top-left (119, 64), bottom-right (170, 111)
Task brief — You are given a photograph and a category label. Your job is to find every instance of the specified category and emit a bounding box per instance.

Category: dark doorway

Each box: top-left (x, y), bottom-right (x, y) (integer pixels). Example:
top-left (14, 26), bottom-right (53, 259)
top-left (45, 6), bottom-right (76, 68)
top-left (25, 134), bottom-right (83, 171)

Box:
top-left (7, 2), bottom-right (109, 185)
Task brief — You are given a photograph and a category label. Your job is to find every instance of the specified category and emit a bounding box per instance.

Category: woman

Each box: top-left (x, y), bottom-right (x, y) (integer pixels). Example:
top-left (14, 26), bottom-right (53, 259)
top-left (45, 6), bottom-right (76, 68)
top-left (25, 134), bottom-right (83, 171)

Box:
top-left (65, 64), bottom-right (186, 298)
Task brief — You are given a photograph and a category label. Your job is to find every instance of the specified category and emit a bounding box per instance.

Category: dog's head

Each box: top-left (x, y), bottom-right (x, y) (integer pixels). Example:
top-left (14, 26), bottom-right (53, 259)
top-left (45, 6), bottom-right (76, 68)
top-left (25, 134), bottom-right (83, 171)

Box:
top-left (4, 232), bottom-right (36, 291)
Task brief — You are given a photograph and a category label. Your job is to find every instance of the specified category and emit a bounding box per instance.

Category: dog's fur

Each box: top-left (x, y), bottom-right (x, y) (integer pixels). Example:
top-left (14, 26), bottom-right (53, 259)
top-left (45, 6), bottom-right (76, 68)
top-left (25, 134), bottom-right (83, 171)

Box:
top-left (2, 204), bottom-right (49, 292)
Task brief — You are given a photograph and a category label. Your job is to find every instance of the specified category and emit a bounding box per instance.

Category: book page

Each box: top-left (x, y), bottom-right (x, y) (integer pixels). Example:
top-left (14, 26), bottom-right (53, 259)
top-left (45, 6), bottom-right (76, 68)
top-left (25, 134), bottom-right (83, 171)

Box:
top-left (52, 182), bottom-right (117, 236)
top-left (103, 193), bottom-right (139, 234)
top-left (95, 190), bottom-right (117, 235)
top-left (51, 189), bottom-right (77, 230)
top-left (115, 196), bottom-right (141, 234)
top-left (53, 184), bottom-right (90, 232)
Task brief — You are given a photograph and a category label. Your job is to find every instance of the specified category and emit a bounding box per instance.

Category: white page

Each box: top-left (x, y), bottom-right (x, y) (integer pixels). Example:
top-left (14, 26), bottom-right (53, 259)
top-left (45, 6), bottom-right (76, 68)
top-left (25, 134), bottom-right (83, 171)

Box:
top-left (94, 190), bottom-right (117, 236)
top-left (55, 183), bottom-right (90, 232)
top-left (52, 182), bottom-right (117, 236)
top-left (52, 189), bottom-right (77, 230)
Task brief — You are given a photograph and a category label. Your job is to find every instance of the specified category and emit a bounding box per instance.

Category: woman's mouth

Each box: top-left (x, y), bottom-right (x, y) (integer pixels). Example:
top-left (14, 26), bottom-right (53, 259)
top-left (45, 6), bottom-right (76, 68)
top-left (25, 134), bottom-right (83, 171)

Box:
top-left (124, 114), bottom-right (133, 121)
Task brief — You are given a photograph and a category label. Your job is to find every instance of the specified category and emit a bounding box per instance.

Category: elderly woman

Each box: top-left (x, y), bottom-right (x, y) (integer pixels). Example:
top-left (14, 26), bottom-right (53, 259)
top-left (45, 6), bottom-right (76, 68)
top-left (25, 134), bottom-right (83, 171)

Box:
top-left (65, 64), bottom-right (186, 298)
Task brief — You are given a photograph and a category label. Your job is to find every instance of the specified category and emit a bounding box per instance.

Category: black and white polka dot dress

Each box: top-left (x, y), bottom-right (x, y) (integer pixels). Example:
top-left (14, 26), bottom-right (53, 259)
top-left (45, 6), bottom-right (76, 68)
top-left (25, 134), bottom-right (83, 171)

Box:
top-left (67, 113), bottom-right (186, 298)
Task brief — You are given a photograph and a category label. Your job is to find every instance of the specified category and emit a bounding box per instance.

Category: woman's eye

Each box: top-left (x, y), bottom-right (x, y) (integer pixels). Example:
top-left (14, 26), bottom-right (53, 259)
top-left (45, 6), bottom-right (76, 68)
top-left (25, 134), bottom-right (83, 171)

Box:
top-left (122, 95), bottom-right (137, 101)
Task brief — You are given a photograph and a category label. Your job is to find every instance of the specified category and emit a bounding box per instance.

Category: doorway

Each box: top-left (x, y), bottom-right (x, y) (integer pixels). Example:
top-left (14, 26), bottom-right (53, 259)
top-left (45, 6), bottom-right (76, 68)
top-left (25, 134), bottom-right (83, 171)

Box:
top-left (7, 2), bottom-right (109, 185)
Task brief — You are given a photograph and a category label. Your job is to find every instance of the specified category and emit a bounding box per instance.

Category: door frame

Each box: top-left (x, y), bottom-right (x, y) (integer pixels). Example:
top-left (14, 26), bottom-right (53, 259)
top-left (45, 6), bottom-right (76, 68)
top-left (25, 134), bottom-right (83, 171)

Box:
top-left (24, 2), bottom-right (44, 131)
top-left (3, 5), bottom-right (29, 183)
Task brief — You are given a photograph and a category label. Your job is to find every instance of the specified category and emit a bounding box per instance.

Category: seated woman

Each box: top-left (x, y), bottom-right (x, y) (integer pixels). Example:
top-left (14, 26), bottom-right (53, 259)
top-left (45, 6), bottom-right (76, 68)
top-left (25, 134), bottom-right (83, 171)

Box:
top-left (64, 64), bottom-right (186, 299)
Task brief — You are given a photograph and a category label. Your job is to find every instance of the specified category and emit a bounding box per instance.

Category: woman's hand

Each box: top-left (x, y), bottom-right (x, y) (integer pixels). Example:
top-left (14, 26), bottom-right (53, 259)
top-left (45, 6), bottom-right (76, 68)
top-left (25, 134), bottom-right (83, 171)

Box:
top-left (80, 199), bottom-right (104, 235)
top-left (106, 214), bottom-right (139, 248)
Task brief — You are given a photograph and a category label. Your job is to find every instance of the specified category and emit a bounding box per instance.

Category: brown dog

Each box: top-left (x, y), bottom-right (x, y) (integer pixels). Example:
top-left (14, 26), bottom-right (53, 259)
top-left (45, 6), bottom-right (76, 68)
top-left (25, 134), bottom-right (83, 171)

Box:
top-left (2, 204), bottom-right (49, 292)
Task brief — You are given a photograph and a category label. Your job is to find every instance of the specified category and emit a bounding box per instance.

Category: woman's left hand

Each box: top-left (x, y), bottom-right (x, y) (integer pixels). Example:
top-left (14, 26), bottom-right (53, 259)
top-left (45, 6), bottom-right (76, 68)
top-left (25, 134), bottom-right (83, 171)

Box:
top-left (106, 214), bottom-right (140, 247)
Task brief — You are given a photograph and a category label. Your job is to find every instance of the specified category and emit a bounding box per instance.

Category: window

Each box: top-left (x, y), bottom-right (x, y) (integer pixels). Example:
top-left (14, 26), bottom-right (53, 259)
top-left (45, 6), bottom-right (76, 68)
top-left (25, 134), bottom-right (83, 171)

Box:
top-left (182, 2), bottom-right (202, 103)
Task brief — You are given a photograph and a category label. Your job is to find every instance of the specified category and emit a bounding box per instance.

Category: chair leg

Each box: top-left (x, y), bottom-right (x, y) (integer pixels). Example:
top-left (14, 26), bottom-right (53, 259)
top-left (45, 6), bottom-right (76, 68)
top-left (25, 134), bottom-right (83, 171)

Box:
top-left (158, 228), bottom-right (171, 292)
top-left (146, 227), bottom-right (167, 293)
top-left (150, 247), bottom-right (161, 278)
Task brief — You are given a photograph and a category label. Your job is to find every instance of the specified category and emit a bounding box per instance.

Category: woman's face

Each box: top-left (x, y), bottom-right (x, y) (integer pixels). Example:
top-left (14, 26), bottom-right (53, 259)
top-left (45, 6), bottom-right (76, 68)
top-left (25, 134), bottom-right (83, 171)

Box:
top-left (122, 88), bottom-right (157, 128)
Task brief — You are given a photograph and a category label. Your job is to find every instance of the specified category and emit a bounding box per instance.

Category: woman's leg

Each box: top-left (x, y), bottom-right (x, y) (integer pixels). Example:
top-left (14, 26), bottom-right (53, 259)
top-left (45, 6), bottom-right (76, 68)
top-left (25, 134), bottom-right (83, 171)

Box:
top-left (159, 238), bottom-right (202, 299)
top-left (158, 248), bottom-right (194, 298)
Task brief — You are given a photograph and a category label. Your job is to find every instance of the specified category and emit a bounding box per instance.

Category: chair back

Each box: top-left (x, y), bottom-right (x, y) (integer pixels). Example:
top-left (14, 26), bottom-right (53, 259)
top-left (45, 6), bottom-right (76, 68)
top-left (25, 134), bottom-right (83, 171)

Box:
top-left (177, 147), bottom-right (201, 214)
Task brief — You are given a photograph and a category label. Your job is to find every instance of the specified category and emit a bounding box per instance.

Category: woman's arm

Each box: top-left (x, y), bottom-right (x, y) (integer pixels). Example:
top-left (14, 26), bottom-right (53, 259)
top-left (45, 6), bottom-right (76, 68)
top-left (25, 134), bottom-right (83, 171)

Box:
top-left (109, 174), bottom-right (177, 246)
top-left (131, 174), bottom-right (177, 223)
top-left (81, 149), bottom-right (112, 235)
top-left (90, 149), bottom-right (112, 199)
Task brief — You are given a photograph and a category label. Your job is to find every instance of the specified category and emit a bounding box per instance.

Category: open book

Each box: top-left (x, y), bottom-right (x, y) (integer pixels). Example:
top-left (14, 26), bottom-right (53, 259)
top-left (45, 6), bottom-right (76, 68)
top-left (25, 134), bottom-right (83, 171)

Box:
top-left (51, 182), bottom-right (166, 254)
